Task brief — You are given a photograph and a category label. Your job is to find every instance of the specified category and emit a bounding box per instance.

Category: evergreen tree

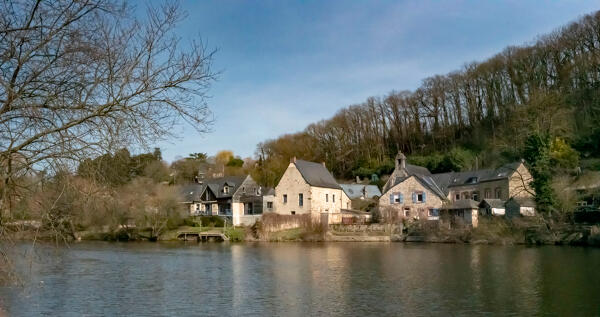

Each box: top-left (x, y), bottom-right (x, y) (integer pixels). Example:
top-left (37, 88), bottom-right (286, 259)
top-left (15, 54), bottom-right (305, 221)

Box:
top-left (523, 133), bottom-right (556, 213)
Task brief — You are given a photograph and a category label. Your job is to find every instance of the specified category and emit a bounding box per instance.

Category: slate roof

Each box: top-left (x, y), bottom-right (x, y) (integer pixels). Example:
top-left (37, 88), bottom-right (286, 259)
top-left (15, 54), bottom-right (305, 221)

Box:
top-left (435, 162), bottom-right (522, 189)
top-left (479, 199), bottom-right (506, 209)
top-left (406, 164), bottom-right (432, 176)
top-left (340, 184), bottom-right (382, 199)
top-left (507, 196), bottom-right (536, 207)
top-left (201, 175), bottom-right (248, 199)
top-left (179, 184), bottom-right (204, 202)
top-left (414, 175), bottom-right (448, 200)
top-left (263, 187), bottom-right (275, 196)
top-left (388, 164), bottom-right (432, 188)
top-left (444, 199), bottom-right (480, 210)
top-left (294, 160), bottom-right (341, 189)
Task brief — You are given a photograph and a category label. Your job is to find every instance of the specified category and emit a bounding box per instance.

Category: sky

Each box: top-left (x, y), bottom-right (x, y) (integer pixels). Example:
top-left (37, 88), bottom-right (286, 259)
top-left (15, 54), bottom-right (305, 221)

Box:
top-left (155, 0), bottom-right (600, 162)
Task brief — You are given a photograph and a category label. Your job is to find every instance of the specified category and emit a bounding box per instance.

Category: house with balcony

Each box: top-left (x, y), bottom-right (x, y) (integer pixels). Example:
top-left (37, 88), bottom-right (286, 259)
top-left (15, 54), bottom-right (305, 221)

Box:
top-left (179, 175), bottom-right (267, 226)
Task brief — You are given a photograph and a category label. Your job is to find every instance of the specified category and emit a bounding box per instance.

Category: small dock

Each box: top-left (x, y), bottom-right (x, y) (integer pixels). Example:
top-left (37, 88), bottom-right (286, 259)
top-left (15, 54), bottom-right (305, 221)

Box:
top-left (177, 230), bottom-right (229, 242)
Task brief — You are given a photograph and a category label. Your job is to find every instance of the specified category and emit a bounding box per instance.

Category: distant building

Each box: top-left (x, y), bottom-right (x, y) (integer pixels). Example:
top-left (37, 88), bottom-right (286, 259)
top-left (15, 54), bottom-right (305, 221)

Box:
top-left (443, 199), bottom-right (480, 227)
top-left (274, 157), bottom-right (351, 220)
top-left (479, 199), bottom-right (506, 216)
top-left (262, 187), bottom-right (276, 213)
top-left (379, 151), bottom-right (536, 227)
top-left (340, 184), bottom-right (382, 200)
top-left (505, 197), bottom-right (536, 217)
top-left (179, 175), bottom-right (267, 226)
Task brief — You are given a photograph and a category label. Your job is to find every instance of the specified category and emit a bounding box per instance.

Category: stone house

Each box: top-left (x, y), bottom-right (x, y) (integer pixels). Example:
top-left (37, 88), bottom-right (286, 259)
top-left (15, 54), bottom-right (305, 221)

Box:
top-left (430, 161), bottom-right (533, 203)
top-left (379, 151), bottom-right (536, 226)
top-left (274, 158), bottom-right (351, 219)
top-left (379, 152), bottom-right (447, 221)
top-left (179, 175), bottom-right (267, 226)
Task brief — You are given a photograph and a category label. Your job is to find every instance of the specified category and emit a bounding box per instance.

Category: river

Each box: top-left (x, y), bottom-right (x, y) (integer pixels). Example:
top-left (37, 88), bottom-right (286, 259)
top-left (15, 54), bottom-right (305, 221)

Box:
top-left (1, 242), bottom-right (599, 316)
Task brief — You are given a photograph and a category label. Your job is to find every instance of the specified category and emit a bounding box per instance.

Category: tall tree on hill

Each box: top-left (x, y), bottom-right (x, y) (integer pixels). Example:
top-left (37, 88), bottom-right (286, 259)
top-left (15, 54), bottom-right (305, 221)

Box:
top-left (255, 10), bottom-right (600, 181)
top-left (524, 133), bottom-right (556, 213)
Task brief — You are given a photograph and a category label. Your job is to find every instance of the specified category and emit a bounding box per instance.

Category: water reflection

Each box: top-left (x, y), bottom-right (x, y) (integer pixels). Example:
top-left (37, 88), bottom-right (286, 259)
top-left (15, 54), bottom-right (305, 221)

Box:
top-left (1, 242), bottom-right (599, 316)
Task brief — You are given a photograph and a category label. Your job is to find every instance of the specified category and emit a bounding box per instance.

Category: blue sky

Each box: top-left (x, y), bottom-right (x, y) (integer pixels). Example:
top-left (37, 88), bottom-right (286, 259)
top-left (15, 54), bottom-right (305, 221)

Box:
top-left (156, 1), bottom-right (599, 162)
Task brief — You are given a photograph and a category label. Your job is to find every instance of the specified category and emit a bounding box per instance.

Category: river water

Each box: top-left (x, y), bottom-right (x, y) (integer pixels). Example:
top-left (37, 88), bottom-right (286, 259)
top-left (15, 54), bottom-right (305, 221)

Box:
top-left (1, 242), bottom-right (599, 316)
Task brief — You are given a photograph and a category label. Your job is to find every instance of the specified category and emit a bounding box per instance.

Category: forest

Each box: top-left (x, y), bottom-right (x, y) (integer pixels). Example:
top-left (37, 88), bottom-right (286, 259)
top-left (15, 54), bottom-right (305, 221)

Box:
top-left (252, 11), bottom-right (600, 198)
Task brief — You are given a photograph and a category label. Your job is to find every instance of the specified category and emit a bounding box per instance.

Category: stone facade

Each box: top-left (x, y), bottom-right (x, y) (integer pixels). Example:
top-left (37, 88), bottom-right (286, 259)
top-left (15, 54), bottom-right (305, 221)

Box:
top-left (274, 161), bottom-right (348, 217)
top-left (379, 151), bottom-right (535, 226)
top-left (447, 162), bottom-right (533, 202)
top-left (379, 176), bottom-right (444, 220)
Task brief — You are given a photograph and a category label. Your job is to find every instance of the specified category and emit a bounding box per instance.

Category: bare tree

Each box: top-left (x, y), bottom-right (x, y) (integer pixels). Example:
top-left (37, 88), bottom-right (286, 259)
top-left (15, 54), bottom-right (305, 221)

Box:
top-left (0, 1), bottom-right (216, 220)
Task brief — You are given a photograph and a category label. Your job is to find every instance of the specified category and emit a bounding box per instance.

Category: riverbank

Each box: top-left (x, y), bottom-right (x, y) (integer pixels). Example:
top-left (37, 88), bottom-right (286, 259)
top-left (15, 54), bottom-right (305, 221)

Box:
top-left (6, 218), bottom-right (600, 246)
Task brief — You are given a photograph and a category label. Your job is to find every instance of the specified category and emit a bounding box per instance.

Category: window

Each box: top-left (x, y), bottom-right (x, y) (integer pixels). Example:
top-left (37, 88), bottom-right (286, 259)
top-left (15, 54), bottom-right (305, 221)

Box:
top-left (326, 194), bottom-right (329, 202)
top-left (462, 192), bottom-right (470, 200)
top-left (413, 191), bottom-right (426, 203)
top-left (244, 203), bottom-right (253, 215)
top-left (466, 177), bottom-right (478, 184)
top-left (484, 188), bottom-right (491, 199)
top-left (428, 208), bottom-right (439, 217)
top-left (472, 191), bottom-right (479, 202)
top-left (299, 193), bottom-right (303, 207)
top-left (333, 194), bottom-right (335, 203)
top-left (404, 207), bottom-right (411, 217)
top-left (495, 188), bottom-right (502, 199)
top-left (267, 202), bottom-right (273, 210)
top-left (283, 194), bottom-right (288, 204)
top-left (455, 193), bottom-right (460, 201)
top-left (392, 193), bottom-right (403, 204)
top-left (291, 211), bottom-right (295, 215)
top-left (241, 187), bottom-right (245, 193)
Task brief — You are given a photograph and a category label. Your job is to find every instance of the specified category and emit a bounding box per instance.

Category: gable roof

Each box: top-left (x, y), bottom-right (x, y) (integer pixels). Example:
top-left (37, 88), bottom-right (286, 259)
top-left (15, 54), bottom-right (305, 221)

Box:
top-left (479, 199), bottom-right (506, 209)
top-left (414, 175), bottom-right (448, 199)
top-left (340, 184), bottom-right (382, 199)
top-left (386, 164), bottom-right (433, 192)
top-left (294, 160), bottom-right (341, 189)
top-left (406, 164), bottom-right (431, 176)
top-left (201, 175), bottom-right (248, 199)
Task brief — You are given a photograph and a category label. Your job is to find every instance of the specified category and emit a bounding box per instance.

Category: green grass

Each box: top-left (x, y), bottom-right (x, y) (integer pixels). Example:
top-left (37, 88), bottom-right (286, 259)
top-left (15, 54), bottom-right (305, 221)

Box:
top-left (267, 228), bottom-right (304, 241)
top-left (223, 227), bottom-right (246, 242)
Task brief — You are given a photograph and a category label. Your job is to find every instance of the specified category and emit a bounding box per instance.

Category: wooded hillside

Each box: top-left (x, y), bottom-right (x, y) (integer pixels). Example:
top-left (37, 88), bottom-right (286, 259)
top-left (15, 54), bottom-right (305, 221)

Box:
top-left (253, 11), bottom-right (600, 187)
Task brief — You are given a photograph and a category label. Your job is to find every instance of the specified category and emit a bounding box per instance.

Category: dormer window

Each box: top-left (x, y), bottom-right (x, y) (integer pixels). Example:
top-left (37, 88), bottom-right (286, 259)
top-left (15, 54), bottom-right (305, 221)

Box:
top-left (466, 177), bottom-right (478, 184)
top-left (223, 186), bottom-right (230, 194)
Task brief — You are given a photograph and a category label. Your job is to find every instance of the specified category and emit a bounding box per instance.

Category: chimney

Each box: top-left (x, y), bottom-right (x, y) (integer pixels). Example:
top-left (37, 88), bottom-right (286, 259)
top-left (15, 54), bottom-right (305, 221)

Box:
top-left (396, 151), bottom-right (406, 170)
top-left (291, 156), bottom-right (296, 164)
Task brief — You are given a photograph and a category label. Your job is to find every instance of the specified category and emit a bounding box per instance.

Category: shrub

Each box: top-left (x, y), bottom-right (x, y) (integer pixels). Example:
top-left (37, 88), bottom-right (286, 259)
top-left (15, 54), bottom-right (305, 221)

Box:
top-left (182, 217), bottom-right (199, 227)
top-left (199, 215), bottom-right (224, 227)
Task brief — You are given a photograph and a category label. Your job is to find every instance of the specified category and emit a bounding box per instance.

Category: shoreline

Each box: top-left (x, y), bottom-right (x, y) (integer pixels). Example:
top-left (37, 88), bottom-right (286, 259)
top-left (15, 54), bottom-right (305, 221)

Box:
top-left (6, 222), bottom-right (600, 246)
